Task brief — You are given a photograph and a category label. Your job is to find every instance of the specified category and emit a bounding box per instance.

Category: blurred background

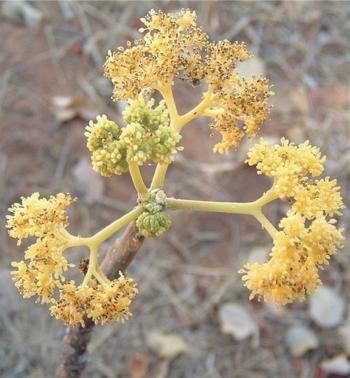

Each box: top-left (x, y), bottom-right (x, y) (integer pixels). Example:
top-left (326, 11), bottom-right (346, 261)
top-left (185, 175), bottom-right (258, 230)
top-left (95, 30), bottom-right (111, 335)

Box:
top-left (0, 1), bottom-right (349, 377)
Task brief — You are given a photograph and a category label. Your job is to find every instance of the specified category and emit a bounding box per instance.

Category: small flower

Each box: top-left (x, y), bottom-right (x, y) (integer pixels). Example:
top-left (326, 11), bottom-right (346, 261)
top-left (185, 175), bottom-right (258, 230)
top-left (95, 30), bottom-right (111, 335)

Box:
top-left (50, 281), bottom-right (90, 327)
top-left (211, 76), bottom-right (273, 153)
top-left (105, 9), bottom-right (208, 101)
top-left (86, 274), bottom-right (138, 325)
top-left (246, 138), bottom-right (326, 198)
top-left (85, 115), bottom-right (129, 177)
top-left (123, 94), bottom-right (169, 130)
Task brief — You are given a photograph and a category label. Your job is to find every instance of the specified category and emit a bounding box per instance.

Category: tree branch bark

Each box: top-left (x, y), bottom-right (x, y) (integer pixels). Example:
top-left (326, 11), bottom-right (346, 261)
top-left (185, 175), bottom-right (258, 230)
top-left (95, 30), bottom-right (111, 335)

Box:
top-left (57, 222), bottom-right (145, 378)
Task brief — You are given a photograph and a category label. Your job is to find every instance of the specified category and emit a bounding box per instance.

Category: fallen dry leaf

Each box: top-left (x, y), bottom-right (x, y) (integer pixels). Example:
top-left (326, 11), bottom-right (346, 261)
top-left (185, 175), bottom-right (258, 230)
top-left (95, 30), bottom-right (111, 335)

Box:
top-left (146, 330), bottom-right (189, 360)
top-left (72, 157), bottom-right (104, 204)
top-left (218, 302), bottom-right (257, 340)
top-left (51, 95), bottom-right (99, 123)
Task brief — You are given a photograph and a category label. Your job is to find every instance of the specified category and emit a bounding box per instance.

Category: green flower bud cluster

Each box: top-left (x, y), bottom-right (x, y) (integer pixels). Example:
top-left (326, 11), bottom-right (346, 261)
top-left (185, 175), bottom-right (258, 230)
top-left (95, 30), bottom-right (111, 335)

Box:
top-left (85, 96), bottom-right (182, 177)
top-left (136, 189), bottom-right (172, 238)
top-left (123, 95), bottom-right (182, 165)
top-left (85, 115), bottom-right (128, 176)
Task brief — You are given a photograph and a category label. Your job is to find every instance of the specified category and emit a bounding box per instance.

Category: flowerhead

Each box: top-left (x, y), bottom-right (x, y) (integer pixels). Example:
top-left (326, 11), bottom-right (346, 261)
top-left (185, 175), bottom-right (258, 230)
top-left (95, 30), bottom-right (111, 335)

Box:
top-left (104, 9), bottom-right (273, 153)
top-left (6, 192), bottom-right (73, 244)
top-left (240, 211), bottom-right (343, 305)
top-left (246, 138), bottom-right (343, 217)
top-left (7, 193), bottom-right (139, 325)
top-left (241, 139), bottom-right (344, 305)
top-left (50, 273), bottom-right (138, 326)
top-left (136, 189), bottom-right (172, 238)
top-left (7, 193), bottom-right (73, 303)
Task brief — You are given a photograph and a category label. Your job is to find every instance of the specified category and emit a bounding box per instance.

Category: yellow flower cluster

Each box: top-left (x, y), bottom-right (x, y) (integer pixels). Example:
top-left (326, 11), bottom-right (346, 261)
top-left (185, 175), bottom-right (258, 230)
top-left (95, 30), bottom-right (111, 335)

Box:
top-left (50, 273), bottom-right (138, 326)
top-left (105, 9), bottom-right (207, 100)
top-left (7, 193), bottom-right (138, 326)
top-left (210, 76), bottom-right (273, 153)
top-left (246, 138), bottom-right (343, 216)
top-left (7, 193), bottom-right (73, 303)
top-left (85, 115), bottom-right (128, 176)
top-left (104, 9), bottom-right (273, 153)
top-left (241, 139), bottom-right (344, 305)
top-left (7, 192), bottom-right (72, 244)
top-left (85, 96), bottom-right (182, 176)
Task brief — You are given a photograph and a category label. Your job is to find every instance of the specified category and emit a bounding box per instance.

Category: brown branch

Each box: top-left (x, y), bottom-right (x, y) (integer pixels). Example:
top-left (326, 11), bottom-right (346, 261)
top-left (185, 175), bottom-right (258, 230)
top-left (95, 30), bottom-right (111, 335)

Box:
top-left (57, 222), bottom-right (145, 378)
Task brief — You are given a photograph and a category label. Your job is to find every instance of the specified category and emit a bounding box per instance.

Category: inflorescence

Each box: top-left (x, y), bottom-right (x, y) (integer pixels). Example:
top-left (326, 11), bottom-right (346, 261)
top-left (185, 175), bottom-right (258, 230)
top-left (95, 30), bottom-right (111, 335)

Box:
top-left (240, 139), bottom-right (344, 305)
top-left (7, 193), bottom-right (138, 326)
top-left (6, 9), bottom-right (345, 326)
top-left (104, 9), bottom-right (273, 153)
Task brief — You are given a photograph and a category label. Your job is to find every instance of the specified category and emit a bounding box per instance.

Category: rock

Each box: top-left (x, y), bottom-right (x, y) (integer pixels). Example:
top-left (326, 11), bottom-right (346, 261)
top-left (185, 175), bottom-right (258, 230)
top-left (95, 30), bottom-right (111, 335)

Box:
top-left (218, 302), bottom-right (257, 340)
top-left (285, 325), bottom-right (319, 357)
top-left (146, 330), bottom-right (189, 360)
top-left (320, 354), bottom-right (350, 376)
top-left (337, 307), bottom-right (350, 355)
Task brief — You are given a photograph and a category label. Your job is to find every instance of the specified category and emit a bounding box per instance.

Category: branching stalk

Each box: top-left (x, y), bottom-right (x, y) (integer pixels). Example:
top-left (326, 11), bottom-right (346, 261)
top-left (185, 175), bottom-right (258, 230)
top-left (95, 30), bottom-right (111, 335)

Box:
top-left (166, 189), bottom-right (279, 239)
top-left (151, 85), bottom-right (214, 189)
top-left (62, 207), bottom-right (143, 249)
top-left (178, 87), bottom-right (214, 130)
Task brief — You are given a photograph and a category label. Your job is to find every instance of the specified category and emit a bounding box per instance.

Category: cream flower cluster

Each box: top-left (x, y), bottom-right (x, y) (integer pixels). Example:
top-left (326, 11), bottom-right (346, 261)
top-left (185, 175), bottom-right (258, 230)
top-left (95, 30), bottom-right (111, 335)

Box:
top-left (50, 274), bottom-right (138, 326)
top-left (240, 139), bottom-right (344, 305)
top-left (7, 193), bottom-right (138, 326)
top-left (7, 193), bottom-right (72, 303)
top-left (104, 9), bottom-right (273, 153)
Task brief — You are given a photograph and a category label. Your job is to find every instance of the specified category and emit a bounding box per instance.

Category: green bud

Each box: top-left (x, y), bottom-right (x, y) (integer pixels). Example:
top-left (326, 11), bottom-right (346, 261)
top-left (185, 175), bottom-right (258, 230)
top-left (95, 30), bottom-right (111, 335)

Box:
top-left (136, 211), bottom-right (172, 238)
